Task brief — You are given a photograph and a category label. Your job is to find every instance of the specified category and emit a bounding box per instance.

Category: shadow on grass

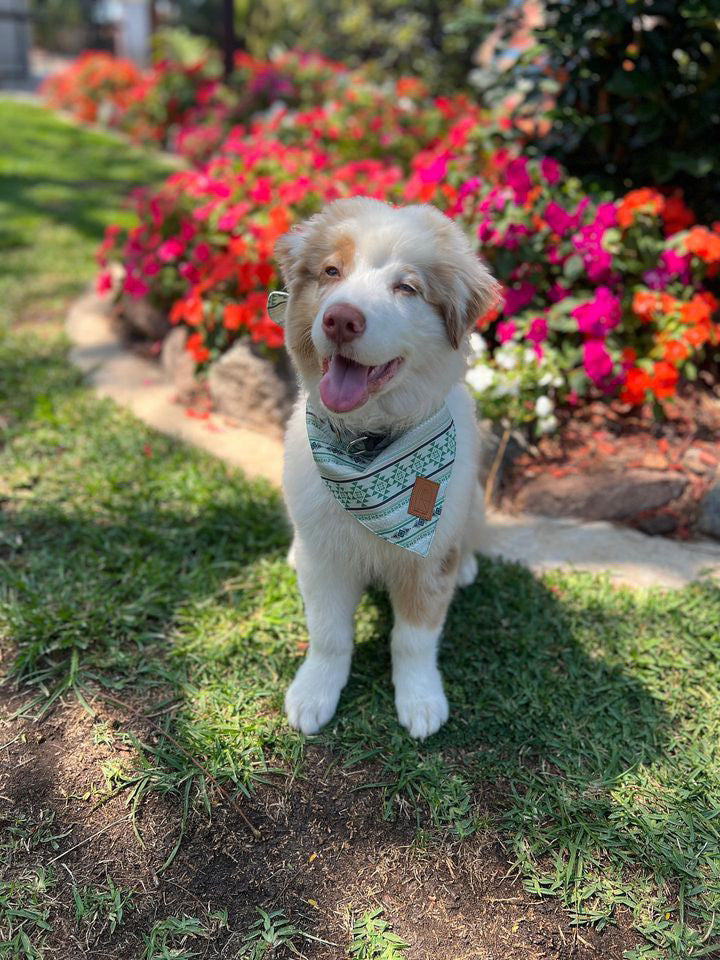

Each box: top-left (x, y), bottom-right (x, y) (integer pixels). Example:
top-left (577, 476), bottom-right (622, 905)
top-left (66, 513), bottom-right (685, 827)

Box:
top-left (3, 338), bottom-right (720, 953)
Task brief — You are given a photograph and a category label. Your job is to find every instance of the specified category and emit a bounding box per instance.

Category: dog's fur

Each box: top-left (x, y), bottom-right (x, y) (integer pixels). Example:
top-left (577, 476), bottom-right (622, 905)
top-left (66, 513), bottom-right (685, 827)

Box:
top-left (275, 197), bottom-right (499, 738)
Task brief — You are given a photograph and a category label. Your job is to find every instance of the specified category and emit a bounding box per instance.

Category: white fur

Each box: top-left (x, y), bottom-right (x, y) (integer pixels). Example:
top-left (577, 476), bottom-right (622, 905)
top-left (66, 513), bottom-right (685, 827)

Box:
top-left (278, 199), bottom-right (495, 739)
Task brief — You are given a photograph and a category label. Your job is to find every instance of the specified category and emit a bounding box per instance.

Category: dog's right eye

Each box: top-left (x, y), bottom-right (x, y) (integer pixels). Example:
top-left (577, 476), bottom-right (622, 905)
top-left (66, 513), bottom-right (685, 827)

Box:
top-left (325, 266), bottom-right (340, 278)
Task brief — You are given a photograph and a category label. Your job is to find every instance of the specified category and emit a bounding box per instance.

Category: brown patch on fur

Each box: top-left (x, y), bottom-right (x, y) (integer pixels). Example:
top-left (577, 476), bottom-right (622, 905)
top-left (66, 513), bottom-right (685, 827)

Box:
top-left (408, 205), bottom-right (500, 349)
top-left (440, 546), bottom-right (459, 576)
top-left (275, 207), bottom-right (364, 379)
top-left (285, 282), bottom-right (321, 378)
top-left (387, 556), bottom-right (456, 628)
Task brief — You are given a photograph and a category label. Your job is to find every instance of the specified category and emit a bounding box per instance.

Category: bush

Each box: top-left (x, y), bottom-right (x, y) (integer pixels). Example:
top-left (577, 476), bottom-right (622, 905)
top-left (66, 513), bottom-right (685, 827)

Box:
top-left (76, 51), bottom-right (720, 432)
top-left (497, 1), bottom-right (720, 221)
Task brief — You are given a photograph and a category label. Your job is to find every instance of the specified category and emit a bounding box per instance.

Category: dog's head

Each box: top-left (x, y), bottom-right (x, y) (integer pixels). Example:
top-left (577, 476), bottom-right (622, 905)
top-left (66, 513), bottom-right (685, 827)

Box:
top-left (275, 197), bottom-right (499, 430)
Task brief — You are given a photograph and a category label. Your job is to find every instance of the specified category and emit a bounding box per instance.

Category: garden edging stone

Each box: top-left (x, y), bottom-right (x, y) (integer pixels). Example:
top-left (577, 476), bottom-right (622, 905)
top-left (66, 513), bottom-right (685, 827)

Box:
top-left (66, 289), bottom-right (720, 590)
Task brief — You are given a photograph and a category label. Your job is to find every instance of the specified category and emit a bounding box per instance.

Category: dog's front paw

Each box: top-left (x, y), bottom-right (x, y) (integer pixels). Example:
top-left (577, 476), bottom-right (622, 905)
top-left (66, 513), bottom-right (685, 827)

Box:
top-left (396, 690), bottom-right (449, 740)
top-left (284, 658), bottom-right (346, 735)
top-left (395, 669), bottom-right (449, 740)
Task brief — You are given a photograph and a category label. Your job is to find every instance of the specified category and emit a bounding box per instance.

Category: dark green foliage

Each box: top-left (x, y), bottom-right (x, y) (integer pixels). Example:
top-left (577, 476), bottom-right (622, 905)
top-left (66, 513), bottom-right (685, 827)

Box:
top-left (496, 0), bottom-right (720, 218)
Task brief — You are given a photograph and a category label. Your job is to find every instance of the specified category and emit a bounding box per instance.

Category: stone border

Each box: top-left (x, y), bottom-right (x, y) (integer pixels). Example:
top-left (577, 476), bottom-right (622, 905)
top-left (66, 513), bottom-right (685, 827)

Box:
top-left (66, 290), bottom-right (720, 589)
top-left (67, 290), bottom-right (284, 486)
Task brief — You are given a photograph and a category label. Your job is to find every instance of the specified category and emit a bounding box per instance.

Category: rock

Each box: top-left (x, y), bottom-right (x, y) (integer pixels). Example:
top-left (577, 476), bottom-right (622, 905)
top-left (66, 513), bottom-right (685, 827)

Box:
top-left (161, 327), bottom-right (197, 394)
top-left (682, 447), bottom-right (711, 475)
top-left (698, 483), bottom-right (720, 539)
top-left (515, 470), bottom-right (687, 522)
top-left (115, 294), bottom-right (170, 341)
top-left (207, 339), bottom-right (296, 433)
top-left (636, 513), bottom-right (678, 536)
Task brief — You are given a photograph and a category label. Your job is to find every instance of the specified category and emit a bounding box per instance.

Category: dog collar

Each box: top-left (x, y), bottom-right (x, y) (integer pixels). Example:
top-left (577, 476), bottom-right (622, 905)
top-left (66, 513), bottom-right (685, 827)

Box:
top-left (306, 400), bottom-right (456, 556)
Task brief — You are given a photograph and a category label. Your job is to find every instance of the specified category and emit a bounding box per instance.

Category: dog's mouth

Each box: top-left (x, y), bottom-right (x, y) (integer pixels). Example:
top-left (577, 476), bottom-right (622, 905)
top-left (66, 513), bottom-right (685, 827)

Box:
top-left (319, 353), bottom-right (403, 413)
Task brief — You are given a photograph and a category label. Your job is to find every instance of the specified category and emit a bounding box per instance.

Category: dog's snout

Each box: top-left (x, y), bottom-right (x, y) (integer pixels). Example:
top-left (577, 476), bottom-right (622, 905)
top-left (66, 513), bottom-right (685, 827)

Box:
top-left (322, 302), bottom-right (366, 344)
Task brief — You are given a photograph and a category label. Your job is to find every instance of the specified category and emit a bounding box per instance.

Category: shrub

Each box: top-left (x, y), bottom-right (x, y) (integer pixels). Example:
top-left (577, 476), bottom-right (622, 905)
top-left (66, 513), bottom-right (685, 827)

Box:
top-left (497, 0), bottom-right (720, 221)
top-left (42, 51), bottom-right (143, 124)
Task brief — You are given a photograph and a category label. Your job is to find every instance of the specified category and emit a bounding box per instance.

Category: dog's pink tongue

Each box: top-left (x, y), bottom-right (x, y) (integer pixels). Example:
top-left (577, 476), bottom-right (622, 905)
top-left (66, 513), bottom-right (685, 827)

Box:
top-left (319, 354), bottom-right (370, 412)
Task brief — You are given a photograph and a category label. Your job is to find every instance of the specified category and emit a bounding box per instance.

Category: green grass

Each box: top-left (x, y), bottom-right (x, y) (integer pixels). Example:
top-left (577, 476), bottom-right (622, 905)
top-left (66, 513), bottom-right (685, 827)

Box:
top-left (0, 98), bottom-right (169, 327)
top-left (2, 101), bottom-right (720, 959)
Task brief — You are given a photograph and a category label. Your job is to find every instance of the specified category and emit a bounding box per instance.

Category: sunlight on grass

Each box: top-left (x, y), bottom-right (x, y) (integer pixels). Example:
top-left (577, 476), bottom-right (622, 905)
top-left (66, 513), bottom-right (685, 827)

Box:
top-left (1, 102), bottom-right (720, 959)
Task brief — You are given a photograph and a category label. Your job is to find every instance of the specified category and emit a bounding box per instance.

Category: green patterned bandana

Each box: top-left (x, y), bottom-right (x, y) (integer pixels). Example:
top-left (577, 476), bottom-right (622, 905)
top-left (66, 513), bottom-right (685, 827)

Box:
top-left (306, 401), bottom-right (456, 557)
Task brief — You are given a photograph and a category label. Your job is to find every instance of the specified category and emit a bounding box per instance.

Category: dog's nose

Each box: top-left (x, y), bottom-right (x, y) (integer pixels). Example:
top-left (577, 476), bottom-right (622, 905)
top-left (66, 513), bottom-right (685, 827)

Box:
top-left (322, 302), bottom-right (366, 344)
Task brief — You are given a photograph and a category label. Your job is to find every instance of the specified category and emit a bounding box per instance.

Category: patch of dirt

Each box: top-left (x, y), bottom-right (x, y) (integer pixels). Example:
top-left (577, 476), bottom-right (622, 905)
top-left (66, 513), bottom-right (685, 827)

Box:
top-left (0, 683), bottom-right (641, 959)
top-left (501, 386), bottom-right (720, 541)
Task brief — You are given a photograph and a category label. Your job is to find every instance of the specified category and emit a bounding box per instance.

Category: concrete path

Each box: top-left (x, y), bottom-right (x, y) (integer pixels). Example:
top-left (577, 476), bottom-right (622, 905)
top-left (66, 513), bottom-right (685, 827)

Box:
top-left (67, 291), bottom-right (284, 486)
top-left (66, 290), bottom-right (720, 589)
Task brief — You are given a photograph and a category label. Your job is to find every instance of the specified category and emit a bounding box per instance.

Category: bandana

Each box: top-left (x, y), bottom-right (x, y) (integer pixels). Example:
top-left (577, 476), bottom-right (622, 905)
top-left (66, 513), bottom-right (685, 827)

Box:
top-left (306, 402), bottom-right (456, 556)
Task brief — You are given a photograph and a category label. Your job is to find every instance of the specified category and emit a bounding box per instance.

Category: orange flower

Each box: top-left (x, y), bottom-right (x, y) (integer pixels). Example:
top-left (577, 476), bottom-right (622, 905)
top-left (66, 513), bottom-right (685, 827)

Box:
top-left (632, 290), bottom-right (661, 321)
top-left (223, 303), bottom-right (248, 331)
top-left (685, 322), bottom-right (712, 348)
top-left (684, 226), bottom-right (720, 263)
top-left (681, 295), bottom-right (712, 326)
top-left (663, 339), bottom-right (690, 365)
top-left (617, 188), bottom-right (665, 229)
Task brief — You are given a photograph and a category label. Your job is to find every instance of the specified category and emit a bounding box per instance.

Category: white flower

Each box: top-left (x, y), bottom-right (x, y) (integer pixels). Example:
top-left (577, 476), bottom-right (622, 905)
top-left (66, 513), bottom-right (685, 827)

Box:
top-left (469, 332), bottom-right (487, 356)
top-left (537, 414), bottom-right (558, 434)
top-left (538, 372), bottom-right (554, 387)
top-left (495, 347), bottom-right (517, 370)
top-left (465, 364), bottom-right (495, 393)
top-left (493, 378), bottom-right (521, 398)
top-left (524, 348), bottom-right (537, 365)
top-left (535, 395), bottom-right (553, 418)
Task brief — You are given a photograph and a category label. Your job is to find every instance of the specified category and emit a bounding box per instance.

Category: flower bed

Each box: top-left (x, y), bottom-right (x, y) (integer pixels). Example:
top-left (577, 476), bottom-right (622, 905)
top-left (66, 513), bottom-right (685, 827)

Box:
top-left (48, 51), bottom-right (720, 439)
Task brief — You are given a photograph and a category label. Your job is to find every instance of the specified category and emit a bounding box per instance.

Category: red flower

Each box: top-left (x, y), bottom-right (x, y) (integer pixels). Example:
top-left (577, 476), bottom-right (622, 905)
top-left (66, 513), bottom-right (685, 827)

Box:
top-left (186, 332), bottom-right (210, 364)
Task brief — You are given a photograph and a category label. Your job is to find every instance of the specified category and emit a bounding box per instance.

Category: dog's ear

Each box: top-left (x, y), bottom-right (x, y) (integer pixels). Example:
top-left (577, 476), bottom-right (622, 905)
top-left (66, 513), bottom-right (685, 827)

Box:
top-left (414, 206), bottom-right (501, 349)
top-left (274, 221), bottom-right (312, 287)
top-left (441, 253), bottom-right (501, 350)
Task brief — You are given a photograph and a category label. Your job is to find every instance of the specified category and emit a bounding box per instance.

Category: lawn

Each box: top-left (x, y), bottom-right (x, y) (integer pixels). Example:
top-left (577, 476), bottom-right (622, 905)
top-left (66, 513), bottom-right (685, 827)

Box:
top-left (1, 100), bottom-right (720, 960)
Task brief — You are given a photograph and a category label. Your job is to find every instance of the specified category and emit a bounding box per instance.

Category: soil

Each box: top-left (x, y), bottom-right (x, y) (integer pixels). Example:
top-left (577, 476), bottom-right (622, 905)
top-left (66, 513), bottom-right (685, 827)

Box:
top-left (500, 385), bottom-right (720, 541)
top-left (0, 681), bottom-right (642, 959)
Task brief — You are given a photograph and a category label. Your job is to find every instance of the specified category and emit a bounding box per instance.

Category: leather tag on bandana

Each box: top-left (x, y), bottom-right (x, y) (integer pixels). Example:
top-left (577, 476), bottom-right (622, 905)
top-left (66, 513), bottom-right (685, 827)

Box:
top-left (408, 476), bottom-right (440, 521)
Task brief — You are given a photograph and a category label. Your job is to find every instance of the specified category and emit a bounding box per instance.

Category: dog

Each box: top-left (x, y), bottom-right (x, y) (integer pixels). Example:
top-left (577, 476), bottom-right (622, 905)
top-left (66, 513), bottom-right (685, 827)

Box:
top-left (273, 197), bottom-right (499, 739)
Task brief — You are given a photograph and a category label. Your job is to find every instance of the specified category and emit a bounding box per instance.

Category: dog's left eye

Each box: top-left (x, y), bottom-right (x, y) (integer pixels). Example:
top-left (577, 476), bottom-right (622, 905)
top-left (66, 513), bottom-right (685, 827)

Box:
top-left (325, 266), bottom-right (341, 277)
top-left (395, 283), bottom-right (416, 295)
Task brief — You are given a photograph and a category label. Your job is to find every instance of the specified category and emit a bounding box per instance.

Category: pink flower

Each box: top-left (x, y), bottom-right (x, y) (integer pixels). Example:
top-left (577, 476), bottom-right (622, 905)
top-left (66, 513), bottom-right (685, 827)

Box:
top-left (548, 283), bottom-right (570, 303)
top-left (179, 262), bottom-right (200, 284)
top-left (499, 223), bottom-right (530, 250)
top-left (123, 273), bottom-right (149, 298)
top-left (96, 271), bottom-right (113, 293)
top-left (541, 156), bottom-right (561, 184)
top-left (477, 220), bottom-right (494, 243)
top-left (158, 238), bottom-right (185, 262)
top-left (497, 320), bottom-right (517, 342)
top-left (194, 242), bottom-right (212, 262)
top-left (527, 316), bottom-right (548, 344)
top-left (141, 259), bottom-right (161, 277)
top-left (506, 157), bottom-right (532, 204)
top-left (544, 202), bottom-right (574, 236)
top-left (419, 154), bottom-right (448, 185)
top-left (572, 287), bottom-right (622, 337)
top-left (503, 281), bottom-right (536, 316)
top-left (583, 339), bottom-right (613, 384)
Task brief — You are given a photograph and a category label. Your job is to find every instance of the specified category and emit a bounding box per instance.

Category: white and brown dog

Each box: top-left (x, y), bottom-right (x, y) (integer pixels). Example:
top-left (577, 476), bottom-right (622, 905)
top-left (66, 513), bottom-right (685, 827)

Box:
top-left (274, 197), bottom-right (499, 739)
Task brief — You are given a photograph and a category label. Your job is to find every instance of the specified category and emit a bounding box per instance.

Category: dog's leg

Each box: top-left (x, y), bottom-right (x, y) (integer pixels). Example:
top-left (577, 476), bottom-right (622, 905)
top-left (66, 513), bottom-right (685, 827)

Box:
top-left (285, 544), bottom-right (364, 735)
top-left (458, 482), bottom-right (485, 587)
top-left (387, 553), bottom-right (457, 739)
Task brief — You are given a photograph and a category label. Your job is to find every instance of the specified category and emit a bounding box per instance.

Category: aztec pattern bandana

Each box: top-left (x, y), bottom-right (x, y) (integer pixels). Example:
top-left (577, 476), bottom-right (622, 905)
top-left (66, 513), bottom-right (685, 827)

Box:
top-left (306, 402), bottom-right (456, 557)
